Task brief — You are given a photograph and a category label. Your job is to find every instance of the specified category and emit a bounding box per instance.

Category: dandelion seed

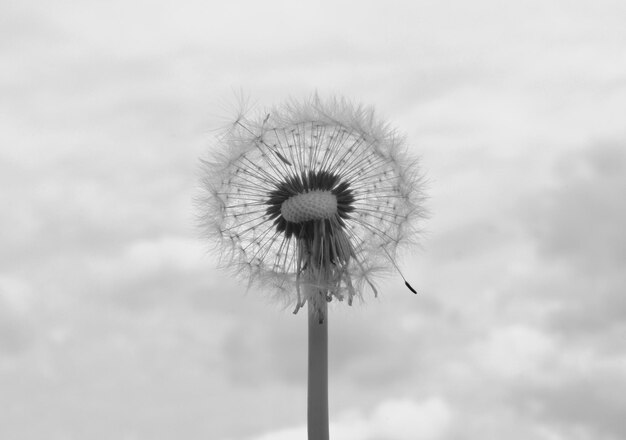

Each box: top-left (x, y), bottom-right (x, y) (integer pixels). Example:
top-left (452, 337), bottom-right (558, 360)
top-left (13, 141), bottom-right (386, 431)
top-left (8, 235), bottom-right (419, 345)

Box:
top-left (199, 95), bottom-right (425, 317)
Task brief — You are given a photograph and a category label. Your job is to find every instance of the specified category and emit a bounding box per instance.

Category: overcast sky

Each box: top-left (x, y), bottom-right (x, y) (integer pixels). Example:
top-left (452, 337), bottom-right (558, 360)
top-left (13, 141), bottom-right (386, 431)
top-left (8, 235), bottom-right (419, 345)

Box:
top-left (1, 1), bottom-right (625, 439)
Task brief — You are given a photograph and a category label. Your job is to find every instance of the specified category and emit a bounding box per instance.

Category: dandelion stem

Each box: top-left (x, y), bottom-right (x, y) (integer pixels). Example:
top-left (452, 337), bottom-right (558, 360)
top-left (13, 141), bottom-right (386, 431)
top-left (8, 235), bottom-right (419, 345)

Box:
top-left (307, 298), bottom-right (329, 440)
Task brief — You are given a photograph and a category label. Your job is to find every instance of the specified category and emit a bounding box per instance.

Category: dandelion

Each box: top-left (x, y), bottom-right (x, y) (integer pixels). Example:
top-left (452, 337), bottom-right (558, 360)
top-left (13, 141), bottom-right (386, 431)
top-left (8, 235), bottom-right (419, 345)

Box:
top-left (198, 95), bottom-right (425, 440)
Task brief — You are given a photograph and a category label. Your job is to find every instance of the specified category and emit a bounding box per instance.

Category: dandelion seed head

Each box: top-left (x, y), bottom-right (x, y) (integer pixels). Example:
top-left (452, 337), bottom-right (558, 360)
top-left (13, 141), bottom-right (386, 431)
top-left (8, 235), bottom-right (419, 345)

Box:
top-left (280, 190), bottom-right (338, 223)
top-left (198, 95), bottom-right (425, 314)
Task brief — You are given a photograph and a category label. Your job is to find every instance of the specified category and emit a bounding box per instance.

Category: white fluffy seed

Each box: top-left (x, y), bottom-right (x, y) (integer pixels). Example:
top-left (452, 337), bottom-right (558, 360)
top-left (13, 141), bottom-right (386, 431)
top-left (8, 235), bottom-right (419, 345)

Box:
top-left (281, 190), bottom-right (338, 223)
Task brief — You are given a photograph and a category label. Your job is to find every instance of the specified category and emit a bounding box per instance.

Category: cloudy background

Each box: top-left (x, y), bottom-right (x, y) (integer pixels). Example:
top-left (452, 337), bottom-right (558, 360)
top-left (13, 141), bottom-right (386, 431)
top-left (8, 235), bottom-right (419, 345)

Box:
top-left (2, 0), bottom-right (625, 439)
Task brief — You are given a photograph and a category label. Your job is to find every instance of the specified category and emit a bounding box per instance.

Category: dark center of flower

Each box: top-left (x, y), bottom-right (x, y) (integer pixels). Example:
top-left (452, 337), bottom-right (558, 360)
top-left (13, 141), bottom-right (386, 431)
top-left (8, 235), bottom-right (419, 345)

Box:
top-left (265, 170), bottom-right (355, 239)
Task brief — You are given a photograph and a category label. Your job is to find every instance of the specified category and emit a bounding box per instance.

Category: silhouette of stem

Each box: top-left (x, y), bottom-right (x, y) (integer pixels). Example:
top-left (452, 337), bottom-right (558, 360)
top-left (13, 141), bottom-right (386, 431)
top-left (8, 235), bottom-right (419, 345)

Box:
top-left (307, 298), bottom-right (329, 440)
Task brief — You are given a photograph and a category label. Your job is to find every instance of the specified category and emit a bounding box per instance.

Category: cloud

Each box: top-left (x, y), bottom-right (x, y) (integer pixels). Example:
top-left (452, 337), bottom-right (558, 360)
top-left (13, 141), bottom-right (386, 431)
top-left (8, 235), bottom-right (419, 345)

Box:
top-left (519, 142), bottom-right (626, 338)
top-left (512, 350), bottom-right (626, 440)
top-left (0, 275), bottom-right (36, 355)
top-left (530, 141), bottom-right (626, 272)
top-left (242, 397), bottom-right (452, 440)
top-left (470, 325), bottom-right (554, 379)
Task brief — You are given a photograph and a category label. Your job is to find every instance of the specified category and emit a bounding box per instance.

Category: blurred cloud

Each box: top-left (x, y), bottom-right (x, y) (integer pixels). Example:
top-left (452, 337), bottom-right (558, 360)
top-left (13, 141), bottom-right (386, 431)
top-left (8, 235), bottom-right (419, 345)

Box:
top-left (531, 141), bottom-right (626, 272)
top-left (241, 397), bottom-right (452, 440)
top-left (0, 275), bottom-right (36, 355)
top-left (471, 325), bottom-right (555, 379)
top-left (520, 142), bottom-right (626, 339)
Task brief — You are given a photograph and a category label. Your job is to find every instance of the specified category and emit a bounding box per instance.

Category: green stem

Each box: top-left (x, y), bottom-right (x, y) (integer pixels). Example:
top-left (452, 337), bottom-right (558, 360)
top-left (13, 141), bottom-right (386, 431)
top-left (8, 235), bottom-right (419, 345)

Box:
top-left (307, 298), bottom-right (329, 440)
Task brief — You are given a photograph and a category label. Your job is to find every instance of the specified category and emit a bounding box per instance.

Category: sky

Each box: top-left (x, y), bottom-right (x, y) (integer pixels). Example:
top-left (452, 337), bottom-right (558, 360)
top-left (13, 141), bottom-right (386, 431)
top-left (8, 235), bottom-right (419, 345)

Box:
top-left (1, 0), bottom-right (625, 439)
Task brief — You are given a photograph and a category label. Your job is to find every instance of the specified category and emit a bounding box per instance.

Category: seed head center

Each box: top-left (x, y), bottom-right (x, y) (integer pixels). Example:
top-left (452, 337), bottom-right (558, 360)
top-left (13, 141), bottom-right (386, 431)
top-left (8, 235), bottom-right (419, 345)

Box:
top-left (281, 190), bottom-right (338, 223)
